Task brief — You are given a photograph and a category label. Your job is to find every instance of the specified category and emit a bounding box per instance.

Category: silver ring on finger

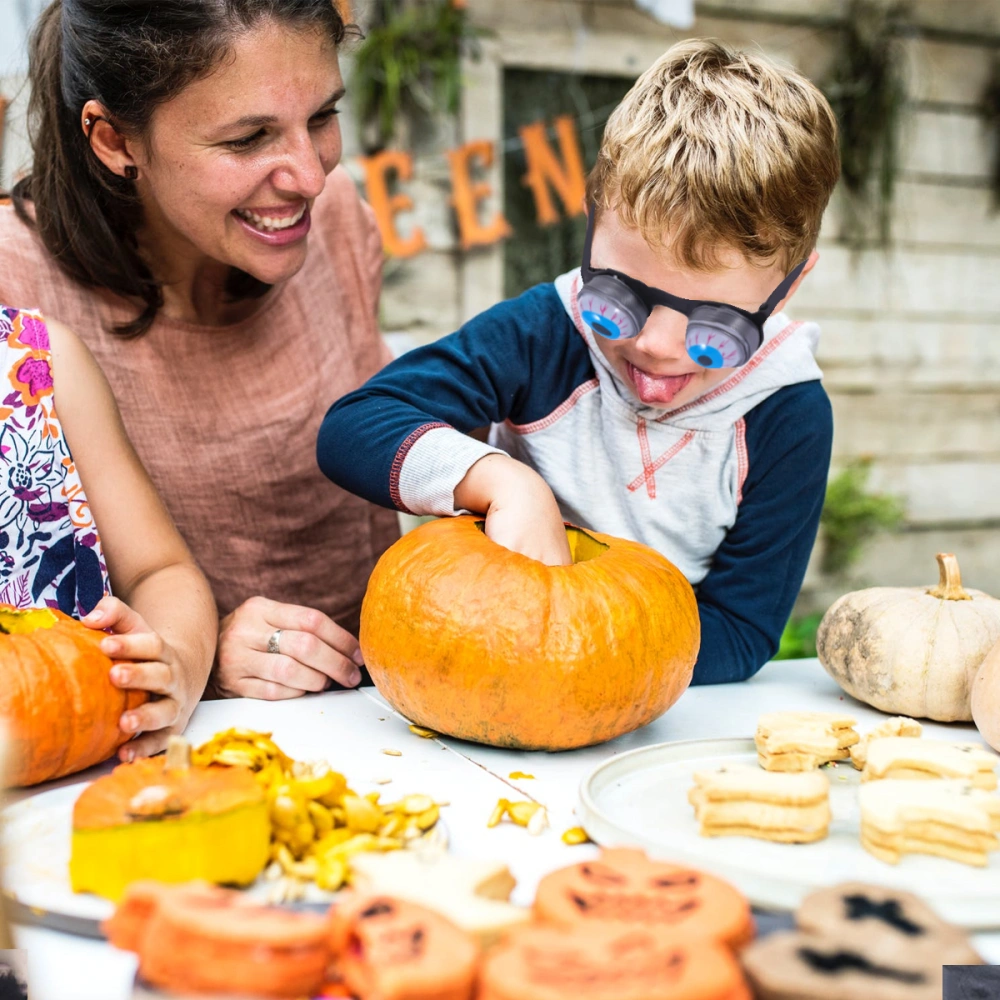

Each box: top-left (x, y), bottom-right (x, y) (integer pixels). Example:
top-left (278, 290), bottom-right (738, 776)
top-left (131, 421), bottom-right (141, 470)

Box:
top-left (266, 628), bottom-right (283, 655)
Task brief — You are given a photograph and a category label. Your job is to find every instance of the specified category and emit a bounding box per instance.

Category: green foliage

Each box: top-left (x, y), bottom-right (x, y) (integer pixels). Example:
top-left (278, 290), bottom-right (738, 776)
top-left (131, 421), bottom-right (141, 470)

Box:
top-left (822, 0), bottom-right (908, 248)
top-left (820, 459), bottom-right (905, 576)
top-left (775, 612), bottom-right (824, 661)
top-left (351, 0), bottom-right (484, 151)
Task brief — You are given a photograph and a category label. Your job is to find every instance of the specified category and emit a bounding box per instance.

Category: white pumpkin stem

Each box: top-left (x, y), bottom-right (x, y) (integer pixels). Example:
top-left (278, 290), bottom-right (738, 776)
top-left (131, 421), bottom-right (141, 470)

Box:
top-left (165, 735), bottom-right (192, 770)
top-left (927, 553), bottom-right (972, 601)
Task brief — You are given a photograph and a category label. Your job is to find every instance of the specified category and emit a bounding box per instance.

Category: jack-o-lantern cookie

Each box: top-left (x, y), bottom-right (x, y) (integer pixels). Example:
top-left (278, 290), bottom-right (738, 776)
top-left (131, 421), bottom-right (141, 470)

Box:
top-left (479, 923), bottom-right (752, 1000)
top-left (741, 881), bottom-right (982, 1000)
top-left (117, 882), bottom-right (331, 998)
top-left (533, 848), bottom-right (753, 948)
top-left (329, 893), bottom-right (479, 1000)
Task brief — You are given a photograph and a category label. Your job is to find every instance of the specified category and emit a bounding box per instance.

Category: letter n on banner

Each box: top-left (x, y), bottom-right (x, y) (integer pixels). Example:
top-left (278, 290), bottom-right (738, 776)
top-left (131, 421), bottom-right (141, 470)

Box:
top-left (519, 115), bottom-right (586, 225)
top-left (359, 150), bottom-right (427, 258)
top-left (447, 140), bottom-right (511, 250)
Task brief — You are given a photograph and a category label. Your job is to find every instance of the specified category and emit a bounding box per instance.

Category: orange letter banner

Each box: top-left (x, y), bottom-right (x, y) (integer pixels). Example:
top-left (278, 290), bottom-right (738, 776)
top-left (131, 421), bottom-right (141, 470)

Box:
top-left (447, 140), bottom-right (512, 250)
top-left (359, 149), bottom-right (428, 258)
top-left (519, 115), bottom-right (587, 225)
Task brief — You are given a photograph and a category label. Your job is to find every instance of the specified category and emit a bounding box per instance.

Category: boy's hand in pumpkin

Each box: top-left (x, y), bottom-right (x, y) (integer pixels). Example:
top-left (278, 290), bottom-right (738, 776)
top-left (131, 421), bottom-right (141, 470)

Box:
top-left (455, 454), bottom-right (572, 567)
top-left (82, 596), bottom-right (197, 760)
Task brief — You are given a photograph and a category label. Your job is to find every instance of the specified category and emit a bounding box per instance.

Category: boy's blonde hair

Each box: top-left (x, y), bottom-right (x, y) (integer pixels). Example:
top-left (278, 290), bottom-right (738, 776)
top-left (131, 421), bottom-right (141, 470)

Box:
top-left (587, 39), bottom-right (840, 272)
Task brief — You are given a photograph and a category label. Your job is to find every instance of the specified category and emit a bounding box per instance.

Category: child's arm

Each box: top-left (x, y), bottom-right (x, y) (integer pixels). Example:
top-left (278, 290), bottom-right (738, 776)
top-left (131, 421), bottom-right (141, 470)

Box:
top-left (318, 284), bottom-right (591, 565)
top-left (47, 320), bottom-right (217, 758)
top-left (692, 381), bottom-right (833, 684)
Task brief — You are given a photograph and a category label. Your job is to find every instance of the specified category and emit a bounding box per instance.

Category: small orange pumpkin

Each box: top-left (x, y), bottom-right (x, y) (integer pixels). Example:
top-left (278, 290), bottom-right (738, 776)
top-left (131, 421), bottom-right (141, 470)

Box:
top-left (0, 605), bottom-right (146, 786)
top-left (359, 517), bottom-right (700, 750)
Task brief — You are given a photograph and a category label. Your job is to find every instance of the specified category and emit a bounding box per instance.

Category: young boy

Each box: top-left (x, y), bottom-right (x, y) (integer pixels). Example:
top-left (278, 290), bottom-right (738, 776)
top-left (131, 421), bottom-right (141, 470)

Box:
top-left (318, 39), bottom-right (840, 685)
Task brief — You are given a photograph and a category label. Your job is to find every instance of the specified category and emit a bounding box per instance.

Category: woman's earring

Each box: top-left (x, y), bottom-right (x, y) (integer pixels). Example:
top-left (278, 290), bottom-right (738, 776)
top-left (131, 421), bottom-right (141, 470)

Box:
top-left (124, 165), bottom-right (138, 180)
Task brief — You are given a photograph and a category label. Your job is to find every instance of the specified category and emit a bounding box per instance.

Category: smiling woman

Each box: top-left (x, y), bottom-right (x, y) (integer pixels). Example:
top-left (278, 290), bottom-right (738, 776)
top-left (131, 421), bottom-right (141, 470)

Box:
top-left (0, 0), bottom-right (401, 701)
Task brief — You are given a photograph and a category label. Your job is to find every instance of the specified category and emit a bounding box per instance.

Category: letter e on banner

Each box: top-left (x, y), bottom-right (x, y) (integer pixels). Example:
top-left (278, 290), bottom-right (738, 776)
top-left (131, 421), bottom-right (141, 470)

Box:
top-left (519, 115), bottom-right (586, 225)
top-left (447, 140), bottom-right (511, 250)
top-left (359, 150), bottom-right (427, 258)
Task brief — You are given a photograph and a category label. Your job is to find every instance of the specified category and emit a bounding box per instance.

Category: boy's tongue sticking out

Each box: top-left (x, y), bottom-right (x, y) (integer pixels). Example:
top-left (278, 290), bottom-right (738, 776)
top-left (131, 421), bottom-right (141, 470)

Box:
top-left (626, 364), bottom-right (694, 405)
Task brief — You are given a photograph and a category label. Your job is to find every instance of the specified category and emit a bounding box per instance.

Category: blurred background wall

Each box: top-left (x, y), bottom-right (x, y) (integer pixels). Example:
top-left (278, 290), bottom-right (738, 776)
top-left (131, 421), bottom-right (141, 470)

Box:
top-left (1, 0), bottom-right (998, 642)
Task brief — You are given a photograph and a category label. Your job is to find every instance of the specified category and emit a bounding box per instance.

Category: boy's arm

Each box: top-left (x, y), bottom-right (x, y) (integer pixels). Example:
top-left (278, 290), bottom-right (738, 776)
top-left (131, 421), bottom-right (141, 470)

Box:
top-left (692, 381), bottom-right (833, 685)
top-left (318, 283), bottom-right (591, 517)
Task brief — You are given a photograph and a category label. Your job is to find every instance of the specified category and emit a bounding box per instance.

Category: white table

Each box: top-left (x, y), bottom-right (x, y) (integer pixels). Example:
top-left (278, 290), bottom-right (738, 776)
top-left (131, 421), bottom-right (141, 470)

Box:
top-left (8, 658), bottom-right (999, 999)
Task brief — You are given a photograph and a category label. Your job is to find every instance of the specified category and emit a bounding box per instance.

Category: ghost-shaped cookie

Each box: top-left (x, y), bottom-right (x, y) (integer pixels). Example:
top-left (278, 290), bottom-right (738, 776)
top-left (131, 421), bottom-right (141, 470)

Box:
top-left (741, 881), bottom-right (982, 1000)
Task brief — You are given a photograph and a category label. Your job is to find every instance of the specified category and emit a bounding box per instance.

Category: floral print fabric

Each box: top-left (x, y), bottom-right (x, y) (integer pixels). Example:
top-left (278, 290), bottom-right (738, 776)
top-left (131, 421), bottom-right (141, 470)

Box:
top-left (0, 305), bottom-right (110, 616)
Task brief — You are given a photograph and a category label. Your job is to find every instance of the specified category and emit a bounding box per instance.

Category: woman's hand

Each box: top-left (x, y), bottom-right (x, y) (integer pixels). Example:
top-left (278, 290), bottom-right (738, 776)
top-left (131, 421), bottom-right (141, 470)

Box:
top-left (455, 454), bottom-right (572, 566)
top-left (82, 596), bottom-right (201, 761)
top-left (213, 596), bottom-right (364, 700)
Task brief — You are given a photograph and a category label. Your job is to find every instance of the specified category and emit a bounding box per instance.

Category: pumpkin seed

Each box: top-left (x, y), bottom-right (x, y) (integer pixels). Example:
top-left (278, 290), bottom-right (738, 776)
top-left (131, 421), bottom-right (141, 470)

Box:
top-left (507, 801), bottom-right (541, 826)
top-left (561, 826), bottom-right (591, 845)
top-left (509, 771), bottom-right (535, 780)
top-left (401, 794), bottom-right (435, 815)
top-left (342, 794), bottom-right (383, 833)
top-left (408, 725), bottom-right (439, 738)
top-left (526, 806), bottom-right (549, 836)
top-left (214, 747), bottom-right (263, 769)
top-left (381, 748), bottom-right (403, 756)
top-left (413, 805), bottom-right (440, 830)
top-left (487, 798), bottom-right (510, 828)
top-left (315, 857), bottom-right (347, 892)
top-left (307, 801), bottom-right (333, 835)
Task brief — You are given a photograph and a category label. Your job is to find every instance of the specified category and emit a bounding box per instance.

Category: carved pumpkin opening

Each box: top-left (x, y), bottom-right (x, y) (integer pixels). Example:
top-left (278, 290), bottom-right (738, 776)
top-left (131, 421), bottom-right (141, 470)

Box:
top-left (0, 607), bottom-right (59, 635)
top-left (473, 521), bottom-right (609, 564)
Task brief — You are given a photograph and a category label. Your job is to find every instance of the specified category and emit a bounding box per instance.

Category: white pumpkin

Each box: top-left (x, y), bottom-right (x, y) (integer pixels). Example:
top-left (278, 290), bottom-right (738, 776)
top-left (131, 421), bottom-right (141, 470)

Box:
top-left (972, 638), bottom-right (1000, 752)
top-left (816, 554), bottom-right (1000, 722)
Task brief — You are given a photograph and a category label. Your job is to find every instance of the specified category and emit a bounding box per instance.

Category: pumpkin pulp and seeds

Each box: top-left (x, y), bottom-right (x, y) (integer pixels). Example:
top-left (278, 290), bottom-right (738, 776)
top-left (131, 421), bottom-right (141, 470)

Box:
top-left (191, 728), bottom-right (445, 900)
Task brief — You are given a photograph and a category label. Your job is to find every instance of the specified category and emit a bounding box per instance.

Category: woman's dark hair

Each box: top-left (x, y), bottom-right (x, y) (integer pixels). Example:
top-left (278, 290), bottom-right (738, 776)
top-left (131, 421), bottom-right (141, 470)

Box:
top-left (12, 0), bottom-right (352, 337)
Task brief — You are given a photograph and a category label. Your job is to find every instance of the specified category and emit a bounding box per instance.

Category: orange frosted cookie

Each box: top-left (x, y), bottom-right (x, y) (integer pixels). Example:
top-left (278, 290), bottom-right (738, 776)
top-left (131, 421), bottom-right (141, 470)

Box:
top-left (329, 894), bottom-right (479, 1000)
top-left (479, 923), bottom-right (752, 1000)
top-left (533, 848), bottom-right (753, 948)
top-left (109, 882), bottom-right (331, 998)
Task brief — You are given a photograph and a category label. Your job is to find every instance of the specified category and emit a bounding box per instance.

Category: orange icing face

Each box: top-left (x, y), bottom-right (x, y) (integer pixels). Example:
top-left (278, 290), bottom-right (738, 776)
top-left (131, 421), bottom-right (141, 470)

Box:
top-left (111, 882), bottom-right (331, 999)
top-left (478, 924), bottom-right (752, 1000)
top-left (533, 848), bottom-right (753, 948)
top-left (329, 894), bottom-right (480, 1000)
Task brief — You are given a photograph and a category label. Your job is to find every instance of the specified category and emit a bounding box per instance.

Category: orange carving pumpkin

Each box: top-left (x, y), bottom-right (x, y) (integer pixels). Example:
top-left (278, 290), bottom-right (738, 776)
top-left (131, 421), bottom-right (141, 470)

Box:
top-left (359, 517), bottom-right (700, 750)
top-left (107, 881), bottom-right (331, 998)
top-left (534, 848), bottom-right (754, 949)
top-left (478, 923), bottom-right (752, 1000)
top-left (0, 605), bottom-right (146, 786)
top-left (329, 894), bottom-right (480, 1000)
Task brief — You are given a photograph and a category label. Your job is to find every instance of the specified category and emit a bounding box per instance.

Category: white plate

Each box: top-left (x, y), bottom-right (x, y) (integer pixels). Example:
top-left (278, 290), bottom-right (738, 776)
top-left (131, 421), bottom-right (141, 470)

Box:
top-left (577, 736), bottom-right (1000, 930)
top-left (1, 780), bottom-right (447, 938)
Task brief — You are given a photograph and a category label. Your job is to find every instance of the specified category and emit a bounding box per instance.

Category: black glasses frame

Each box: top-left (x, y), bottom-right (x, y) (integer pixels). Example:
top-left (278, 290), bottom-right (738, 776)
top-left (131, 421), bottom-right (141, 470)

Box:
top-left (580, 206), bottom-right (807, 328)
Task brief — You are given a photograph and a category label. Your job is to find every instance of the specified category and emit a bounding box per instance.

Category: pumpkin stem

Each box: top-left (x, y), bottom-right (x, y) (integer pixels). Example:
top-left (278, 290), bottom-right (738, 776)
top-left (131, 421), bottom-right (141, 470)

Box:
top-left (927, 553), bottom-right (972, 601)
top-left (165, 736), bottom-right (191, 771)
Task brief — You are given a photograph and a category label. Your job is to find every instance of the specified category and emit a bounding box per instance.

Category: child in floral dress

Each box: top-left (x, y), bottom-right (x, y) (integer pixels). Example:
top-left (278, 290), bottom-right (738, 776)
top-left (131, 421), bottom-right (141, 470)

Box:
top-left (1, 304), bottom-right (216, 759)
